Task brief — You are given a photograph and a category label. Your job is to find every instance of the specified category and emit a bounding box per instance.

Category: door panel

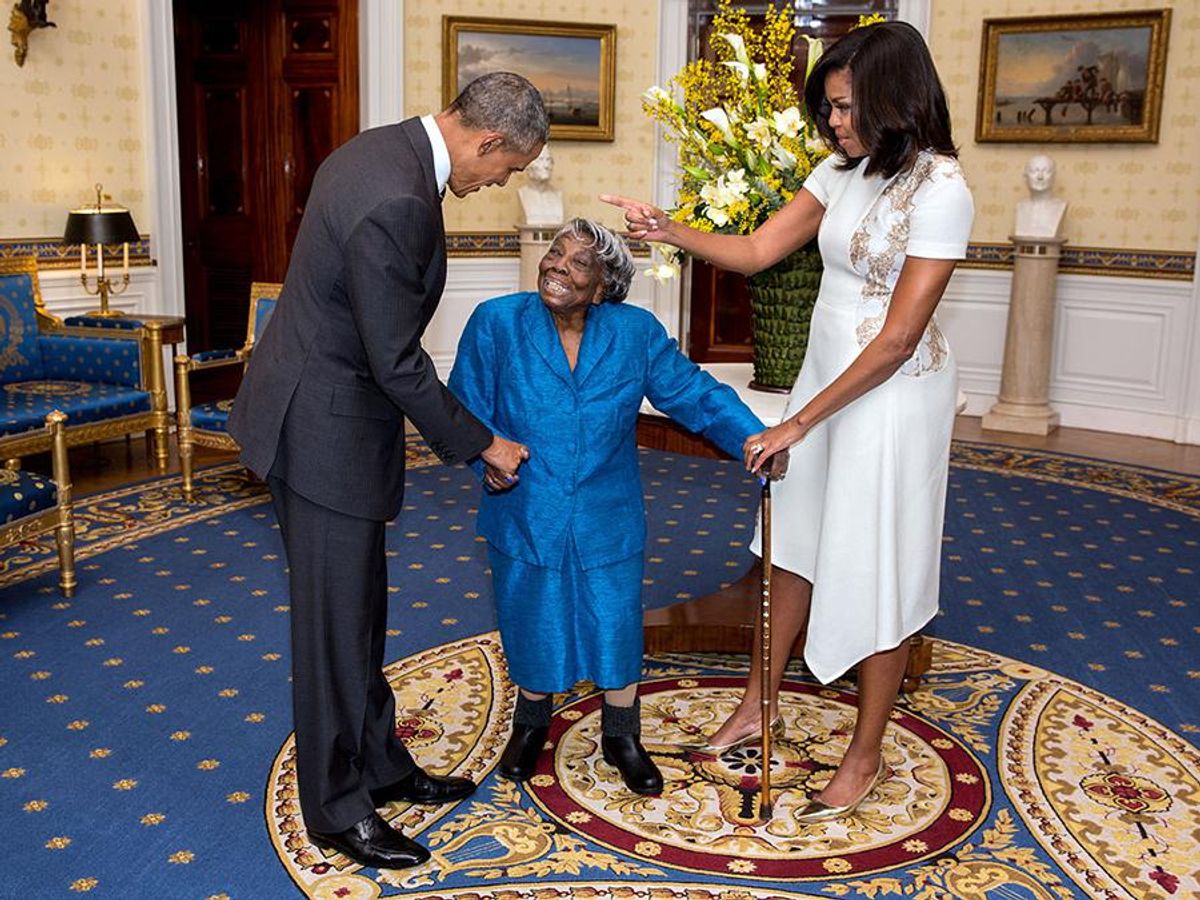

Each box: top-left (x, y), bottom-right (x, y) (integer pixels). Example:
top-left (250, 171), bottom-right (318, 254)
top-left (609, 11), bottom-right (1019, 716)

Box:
top-left (174, 0), bottom-right (358, 400)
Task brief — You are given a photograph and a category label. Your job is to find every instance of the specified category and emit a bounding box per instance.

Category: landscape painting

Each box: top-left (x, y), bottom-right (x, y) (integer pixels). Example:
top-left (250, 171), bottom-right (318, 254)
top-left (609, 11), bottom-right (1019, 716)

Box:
top-left (443, 17), bottom-right (616, 142)
top-left (977, 10), bottom-right (1171, 143)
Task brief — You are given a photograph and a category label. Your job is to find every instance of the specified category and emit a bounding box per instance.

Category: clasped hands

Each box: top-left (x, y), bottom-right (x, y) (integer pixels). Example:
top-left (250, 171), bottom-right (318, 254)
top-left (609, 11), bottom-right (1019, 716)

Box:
top-left (480, 434), bottom-right (529, 492)
top-left (744, 418), bottom-right (806, 480)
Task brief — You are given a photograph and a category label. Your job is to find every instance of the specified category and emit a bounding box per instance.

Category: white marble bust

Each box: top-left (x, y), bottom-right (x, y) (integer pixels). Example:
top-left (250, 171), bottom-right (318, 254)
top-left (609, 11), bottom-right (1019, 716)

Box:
top-left (518, 144), bottom-right (564, 226)
top-left (1014, 154), bottom-right (1067, 239)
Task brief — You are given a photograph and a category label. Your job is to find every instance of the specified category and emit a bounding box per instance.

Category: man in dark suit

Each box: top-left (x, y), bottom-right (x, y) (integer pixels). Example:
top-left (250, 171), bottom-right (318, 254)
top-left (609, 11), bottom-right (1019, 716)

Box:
top-left (229, 73), bottom-right (548, 870)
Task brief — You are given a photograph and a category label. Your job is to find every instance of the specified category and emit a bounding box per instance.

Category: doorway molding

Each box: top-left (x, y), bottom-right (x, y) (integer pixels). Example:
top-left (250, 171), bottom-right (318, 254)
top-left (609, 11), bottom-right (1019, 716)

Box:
top-left (143, 1), bottom-right (398, 328)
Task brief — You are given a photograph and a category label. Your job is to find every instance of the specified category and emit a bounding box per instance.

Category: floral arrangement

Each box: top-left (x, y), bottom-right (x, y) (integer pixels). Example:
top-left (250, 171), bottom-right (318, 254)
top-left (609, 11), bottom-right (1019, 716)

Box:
top-left (640, 0), bottom-right (827, 280)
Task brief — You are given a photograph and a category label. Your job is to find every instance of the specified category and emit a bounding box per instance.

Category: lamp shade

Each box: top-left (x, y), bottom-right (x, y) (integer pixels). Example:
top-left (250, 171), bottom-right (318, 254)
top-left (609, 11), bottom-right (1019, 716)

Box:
top-left (63, 207), bottom-right (139, 245)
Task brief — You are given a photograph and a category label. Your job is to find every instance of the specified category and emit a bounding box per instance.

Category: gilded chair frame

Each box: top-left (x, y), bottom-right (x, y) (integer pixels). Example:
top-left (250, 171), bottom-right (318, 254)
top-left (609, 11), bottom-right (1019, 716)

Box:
top-left (0, 257), bottom-right (171, 469)
top-left (0, 411), bottom-right (77, 597)
top-left (174, 281), bottom-right (282, 501)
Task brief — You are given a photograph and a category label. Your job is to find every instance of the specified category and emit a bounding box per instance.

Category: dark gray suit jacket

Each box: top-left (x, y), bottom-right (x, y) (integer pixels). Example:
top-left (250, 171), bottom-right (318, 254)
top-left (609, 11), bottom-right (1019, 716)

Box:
top-left (229, 118), bottom-right (492, 521)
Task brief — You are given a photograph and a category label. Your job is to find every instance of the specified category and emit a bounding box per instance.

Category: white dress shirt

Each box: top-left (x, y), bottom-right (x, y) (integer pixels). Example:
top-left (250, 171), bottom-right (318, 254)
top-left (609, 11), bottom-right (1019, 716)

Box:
top-left (419, 114), bottom-right (451, 197)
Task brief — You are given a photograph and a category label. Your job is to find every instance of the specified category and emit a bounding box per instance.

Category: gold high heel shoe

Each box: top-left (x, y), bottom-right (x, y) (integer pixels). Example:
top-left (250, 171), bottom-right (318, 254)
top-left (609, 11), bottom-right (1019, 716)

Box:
top-left (697, 716), bottom-right (784, 755)
top-left (796, 757), bottom-right (887, 823)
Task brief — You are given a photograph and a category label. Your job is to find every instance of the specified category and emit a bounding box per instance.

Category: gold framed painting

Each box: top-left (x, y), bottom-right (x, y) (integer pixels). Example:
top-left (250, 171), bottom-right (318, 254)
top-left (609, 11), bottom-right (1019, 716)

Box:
top-left (443, 16), bottom-right (617, 142)
top-left (976, 9), bottom-right (1171, 144)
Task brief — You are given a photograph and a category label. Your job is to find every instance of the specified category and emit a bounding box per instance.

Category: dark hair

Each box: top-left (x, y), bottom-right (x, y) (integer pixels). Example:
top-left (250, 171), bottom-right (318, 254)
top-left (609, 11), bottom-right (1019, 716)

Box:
top-left (804, 21), bottom-right (956, 179)
top-left (447, 72), bottom-right (549, 154)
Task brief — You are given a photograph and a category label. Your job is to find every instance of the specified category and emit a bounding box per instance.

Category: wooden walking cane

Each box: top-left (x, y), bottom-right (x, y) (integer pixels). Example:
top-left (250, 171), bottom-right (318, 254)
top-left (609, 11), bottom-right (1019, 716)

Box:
top-left (758, 474), bottom-right (774, 820)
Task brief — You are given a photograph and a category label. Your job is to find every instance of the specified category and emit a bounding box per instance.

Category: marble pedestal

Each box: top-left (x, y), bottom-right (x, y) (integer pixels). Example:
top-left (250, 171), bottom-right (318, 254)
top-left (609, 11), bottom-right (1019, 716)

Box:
top-left (517, 224), bottom-right (561, 292)
top-left (983, 235), bottom-right (1065, 436)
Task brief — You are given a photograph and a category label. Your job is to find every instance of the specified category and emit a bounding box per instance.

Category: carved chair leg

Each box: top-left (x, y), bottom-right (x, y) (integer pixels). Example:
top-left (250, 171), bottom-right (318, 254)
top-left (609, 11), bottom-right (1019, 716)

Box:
top-left (144, 321), bottom-right (171, 473)
top-left (47, 411), bottom-right (77, 598)
top-left (179, 434), bottom-right (195, 503)
top-left (55, 515), bottom-right (77, 598)
top-left (174, 355), bottom-right (196, 502)
top-left (901, 632), bottom-right (933, 693)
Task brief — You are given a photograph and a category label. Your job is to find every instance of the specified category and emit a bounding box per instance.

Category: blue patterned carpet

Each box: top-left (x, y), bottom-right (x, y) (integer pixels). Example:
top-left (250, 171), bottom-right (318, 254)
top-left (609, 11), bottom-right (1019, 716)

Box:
top-left (0, 442), bottom-right (1196, 898)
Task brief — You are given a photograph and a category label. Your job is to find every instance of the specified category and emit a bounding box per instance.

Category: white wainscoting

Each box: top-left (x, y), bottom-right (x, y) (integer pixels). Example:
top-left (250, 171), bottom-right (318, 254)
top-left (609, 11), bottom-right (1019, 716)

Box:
top-left (425, 257), bottom-right (673, 375)
top-left (938, 267), bottom-right (1199, 442)
top-left (38, 267), bottom-right (166, 321)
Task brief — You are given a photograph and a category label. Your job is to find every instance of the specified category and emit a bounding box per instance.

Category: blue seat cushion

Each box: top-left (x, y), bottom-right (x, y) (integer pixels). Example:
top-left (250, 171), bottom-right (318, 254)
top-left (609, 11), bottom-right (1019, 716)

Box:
top-left (0, 467), bottom-right (56, 525)
top-left (1, 381), bottom-right (152, 437)
top-left (62, 314), bottom-right (142, 331)
top-left (0, 272), bottom-right (45, 382)
top-left (189, 400), bottom-right (234, 433)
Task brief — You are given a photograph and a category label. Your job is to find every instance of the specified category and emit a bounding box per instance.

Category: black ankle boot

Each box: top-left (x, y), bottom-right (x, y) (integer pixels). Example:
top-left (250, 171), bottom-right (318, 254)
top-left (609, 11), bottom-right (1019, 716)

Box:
top-left (600, 699), bottom-right (663, 796)
top-left (499, 692), bottom-right (552, 782)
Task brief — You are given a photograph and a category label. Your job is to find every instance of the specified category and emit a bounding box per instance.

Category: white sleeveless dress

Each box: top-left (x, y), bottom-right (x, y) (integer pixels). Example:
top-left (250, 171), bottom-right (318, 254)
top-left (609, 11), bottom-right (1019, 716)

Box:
top-left (751, 151), bottom-right (974, 684)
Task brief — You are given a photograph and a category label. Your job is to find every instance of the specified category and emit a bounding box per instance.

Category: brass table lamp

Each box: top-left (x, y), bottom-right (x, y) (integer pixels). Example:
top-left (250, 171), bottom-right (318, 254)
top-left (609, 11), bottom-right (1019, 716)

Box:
top-left (63, 183), bottom-right (140, 317)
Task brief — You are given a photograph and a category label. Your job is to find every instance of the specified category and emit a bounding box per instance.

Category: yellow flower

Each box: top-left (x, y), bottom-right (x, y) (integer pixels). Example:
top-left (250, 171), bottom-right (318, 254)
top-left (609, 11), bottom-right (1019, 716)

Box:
top-left (644, 0), bottom-right (827, 238)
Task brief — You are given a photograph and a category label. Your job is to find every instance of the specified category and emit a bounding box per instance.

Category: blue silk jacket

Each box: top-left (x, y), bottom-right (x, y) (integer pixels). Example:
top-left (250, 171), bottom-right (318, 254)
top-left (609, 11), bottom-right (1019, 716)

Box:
top-left (448, 292), bottom-right (764, 570)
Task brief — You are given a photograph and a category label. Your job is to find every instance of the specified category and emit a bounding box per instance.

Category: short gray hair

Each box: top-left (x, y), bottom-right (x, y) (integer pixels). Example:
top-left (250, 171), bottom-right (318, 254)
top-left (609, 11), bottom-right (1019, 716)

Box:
top-left (447, 72), bottom-right (549, 155)
top-left (552, 218), bottom-right (636, 304)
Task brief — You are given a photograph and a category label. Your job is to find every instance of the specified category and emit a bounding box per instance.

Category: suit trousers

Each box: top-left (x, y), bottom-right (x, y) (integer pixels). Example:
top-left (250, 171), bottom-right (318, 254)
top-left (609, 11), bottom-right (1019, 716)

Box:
top-left (269, 476), bottom-right (417, 833)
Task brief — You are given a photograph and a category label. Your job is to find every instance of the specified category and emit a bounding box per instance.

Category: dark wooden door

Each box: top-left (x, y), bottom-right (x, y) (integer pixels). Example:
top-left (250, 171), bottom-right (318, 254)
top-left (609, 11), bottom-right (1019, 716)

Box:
top-left (174, 0), bottom-right (358, 363)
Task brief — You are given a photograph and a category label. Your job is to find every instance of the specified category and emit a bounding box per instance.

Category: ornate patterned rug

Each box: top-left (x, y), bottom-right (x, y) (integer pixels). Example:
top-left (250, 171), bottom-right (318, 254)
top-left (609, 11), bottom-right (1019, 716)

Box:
top-left (0, 441), bottom-right (1196, 898)
top-left (268, 635), bottom-right (1198, 900)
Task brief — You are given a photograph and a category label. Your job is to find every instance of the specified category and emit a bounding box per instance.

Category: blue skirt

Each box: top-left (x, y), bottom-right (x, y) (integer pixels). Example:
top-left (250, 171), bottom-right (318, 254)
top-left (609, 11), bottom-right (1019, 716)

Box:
top-left (487, 538), bottom-right (644, 693)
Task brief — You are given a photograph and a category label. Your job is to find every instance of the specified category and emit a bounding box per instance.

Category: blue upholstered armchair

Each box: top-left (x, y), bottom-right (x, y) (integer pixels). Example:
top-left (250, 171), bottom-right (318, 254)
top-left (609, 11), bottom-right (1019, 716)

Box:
top-left (0, 411), bottom-right (76, 597)
top-left (174, 282), bottom-right (280, 501)
top-left (0, 257), bottom-right (171, 468)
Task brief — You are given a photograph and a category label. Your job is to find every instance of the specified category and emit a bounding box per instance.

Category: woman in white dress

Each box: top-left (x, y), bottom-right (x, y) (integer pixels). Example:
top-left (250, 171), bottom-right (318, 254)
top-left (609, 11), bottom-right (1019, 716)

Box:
top-left (603, 21), bottom-right (973, 821)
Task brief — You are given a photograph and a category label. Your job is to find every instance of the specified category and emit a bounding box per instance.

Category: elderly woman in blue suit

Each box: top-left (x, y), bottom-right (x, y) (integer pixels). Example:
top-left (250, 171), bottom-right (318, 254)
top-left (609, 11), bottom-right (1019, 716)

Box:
top-left (449, 219), bottom-right (764, 794)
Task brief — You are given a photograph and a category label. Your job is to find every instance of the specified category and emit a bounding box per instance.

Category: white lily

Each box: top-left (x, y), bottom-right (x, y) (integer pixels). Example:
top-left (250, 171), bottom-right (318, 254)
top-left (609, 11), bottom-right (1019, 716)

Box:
top-left (746, 117), bottom-right (773, 149)
top-left (725, 168), bottom-right (749, 196)
top-left (772, 107), bottom-right (802, 138)
top-left (717, 32), bottom-right (750, 66)
top-left (752, 62), bottom-right (767, 82)
top-left (802, 35), bottom-right (824, 84)
top-left (705, 205), bottom-right (730, 227)
top-left (700, 107), bottom-right (735, 142)
top-left (805, 130), bottom-right (827, 156)
top-left (645, 260), bottom-right (681, 282)
top-left (699, 180), bottom-right (726, 207)
top-left (771, 143), bottom-right (797, 170)
top-left (722, 60), bottom-right (750, 83)
top-left (642, 85), bottom-right (673, 106)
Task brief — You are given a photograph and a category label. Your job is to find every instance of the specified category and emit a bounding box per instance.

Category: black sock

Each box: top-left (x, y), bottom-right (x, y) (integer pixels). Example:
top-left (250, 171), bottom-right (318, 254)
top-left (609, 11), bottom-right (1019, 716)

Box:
top-left (601, 697), bottom-right (641, 737)
top-left (513, 692), bottom-right (552, 728)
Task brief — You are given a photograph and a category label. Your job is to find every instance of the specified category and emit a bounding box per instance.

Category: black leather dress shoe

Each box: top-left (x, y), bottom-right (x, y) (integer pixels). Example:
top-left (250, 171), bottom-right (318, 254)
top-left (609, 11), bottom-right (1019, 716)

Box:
top-left (309, 811), bottom-right (430, 869)
top-left (370, 767), bottom-right (477, 807)
top-left (499, 724), bottom-right (549, 782)
top-left (601, 734), bottom-right (664, 795)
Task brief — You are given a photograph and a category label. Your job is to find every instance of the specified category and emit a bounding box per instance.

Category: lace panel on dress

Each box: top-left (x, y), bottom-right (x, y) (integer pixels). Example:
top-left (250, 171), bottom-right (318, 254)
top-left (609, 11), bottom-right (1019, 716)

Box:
top-left (848, 153), bottom-right (962, 377)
